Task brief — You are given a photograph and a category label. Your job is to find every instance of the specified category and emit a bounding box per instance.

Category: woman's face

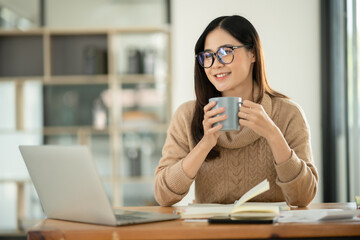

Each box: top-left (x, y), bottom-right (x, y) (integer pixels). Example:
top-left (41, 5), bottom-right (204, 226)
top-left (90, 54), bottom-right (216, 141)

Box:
top-left (203, 28), bottom-right (255, 97)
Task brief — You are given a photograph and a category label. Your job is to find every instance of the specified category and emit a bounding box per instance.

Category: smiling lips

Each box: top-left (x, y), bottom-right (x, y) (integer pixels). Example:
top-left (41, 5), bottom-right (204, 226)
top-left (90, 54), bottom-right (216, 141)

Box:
top-left (214, 72), bottom-right (231, 79)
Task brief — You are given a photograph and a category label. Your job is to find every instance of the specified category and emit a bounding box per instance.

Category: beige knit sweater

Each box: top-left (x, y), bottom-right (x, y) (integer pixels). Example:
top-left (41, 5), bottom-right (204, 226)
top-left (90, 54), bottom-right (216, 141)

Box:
top-left (154, 93), bottom-right (318, 207)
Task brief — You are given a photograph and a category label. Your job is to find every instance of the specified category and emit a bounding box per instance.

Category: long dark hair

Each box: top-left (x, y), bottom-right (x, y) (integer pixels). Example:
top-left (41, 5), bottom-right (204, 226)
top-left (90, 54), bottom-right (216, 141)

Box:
top-left (191, 15), bottom-right (287, 160)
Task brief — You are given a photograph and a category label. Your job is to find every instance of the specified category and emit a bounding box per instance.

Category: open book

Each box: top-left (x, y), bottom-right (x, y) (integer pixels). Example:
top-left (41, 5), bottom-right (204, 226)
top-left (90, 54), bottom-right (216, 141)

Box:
top-left (178, 179), bottom-right (286, 219)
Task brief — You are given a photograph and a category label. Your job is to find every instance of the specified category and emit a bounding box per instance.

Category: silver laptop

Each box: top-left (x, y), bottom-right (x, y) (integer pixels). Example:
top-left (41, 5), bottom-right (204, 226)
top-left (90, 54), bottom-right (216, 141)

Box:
top-left (19, 145), bottom-right (179, 226)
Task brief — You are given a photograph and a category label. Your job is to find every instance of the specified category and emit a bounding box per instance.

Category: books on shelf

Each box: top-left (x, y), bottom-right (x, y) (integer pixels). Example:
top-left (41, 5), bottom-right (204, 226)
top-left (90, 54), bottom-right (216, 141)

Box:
top-left (177, 179), bottom-right (288, 220)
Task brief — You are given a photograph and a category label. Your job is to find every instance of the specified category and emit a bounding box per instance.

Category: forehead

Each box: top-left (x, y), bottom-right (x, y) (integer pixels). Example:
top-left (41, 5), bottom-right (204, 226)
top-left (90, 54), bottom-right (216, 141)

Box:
top-left (204, 28), bottom-right (241, 51)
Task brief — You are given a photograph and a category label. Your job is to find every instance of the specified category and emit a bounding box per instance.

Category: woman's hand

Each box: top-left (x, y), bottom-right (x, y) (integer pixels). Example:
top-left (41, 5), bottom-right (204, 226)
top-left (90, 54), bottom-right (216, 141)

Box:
top-left (182, 101), bottom-right (226, 179)
top-left (238, 100), bottom-right (278, 141)
top-left (238, 100), bottom-right (291, 164)
top-left (202, 101), bottom-right (226, 148)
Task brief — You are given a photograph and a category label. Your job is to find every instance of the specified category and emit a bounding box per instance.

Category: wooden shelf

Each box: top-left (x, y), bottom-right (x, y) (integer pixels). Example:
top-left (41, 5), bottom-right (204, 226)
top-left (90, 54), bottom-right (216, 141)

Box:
top-left (118, 74), bottom-right (168, 84)
top-left (0, 26), bottom-right (170, 35)
top-left (0, 26), bottom-right (171, 208)
top-left (0, 74), bottom-right (168, 84)
top-left (0, 76), bottom-right (43, 81)
top-left (43, 75), bottom-right (109, 85)
top-left (41, 74), bottom-right (168, 85)
top-left (112, 26), bottom-right (170, 34)
top-left (0, 29), bottom-right (44, 35)
top-left (0, 179), bottom-right (31, 184)
top-left (42, 124), bottom-right (168, 135)
top-left (46, 26), bottom-right (170, 35)
top-left (0, 129), bottom-right (42, 134)
top-left (46, 28), bottom-right (109, 35)
top-left (121, 123), bottom-right (168, 133)
top-left (42, 126), bottom-right (110, 135)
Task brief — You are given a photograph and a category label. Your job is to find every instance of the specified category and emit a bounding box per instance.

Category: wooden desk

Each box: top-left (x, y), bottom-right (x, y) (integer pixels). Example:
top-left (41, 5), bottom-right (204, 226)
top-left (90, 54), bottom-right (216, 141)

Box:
top-left (27, 203), bottom-right (360, 240)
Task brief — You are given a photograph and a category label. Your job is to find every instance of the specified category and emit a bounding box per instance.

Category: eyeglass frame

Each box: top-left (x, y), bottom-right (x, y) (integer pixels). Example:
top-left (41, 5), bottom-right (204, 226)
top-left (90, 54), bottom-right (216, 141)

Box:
top-left (195, 45), bottom-right (251, 68)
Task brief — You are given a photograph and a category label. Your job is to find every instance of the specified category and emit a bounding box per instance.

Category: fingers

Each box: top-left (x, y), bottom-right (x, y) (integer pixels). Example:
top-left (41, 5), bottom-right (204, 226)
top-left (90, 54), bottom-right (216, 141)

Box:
top-left (238, 111), bottom-right (249, 120)
top-left (238, 100), bottom-right (266, 123)
top-left (203, 112), bottom-right (227, 130)
top-left (242, 100), bottom-right (259, 108)
top-left (206, 123), bottom-right (223, 134)
top-left (203, 101), bottom-right (216, 113)
top-left (204, 101), bottom-right (225, 114)
top-left (203, 101), bottom-right (226, 132)
top-left (239, 104), bottom-right (253, 118)
top-left (239, 118), bottom-right (254, 127)
top-left (239, 100), bottom-right (264, 115)
top-left (204, 101), bottom-right (226, 120)
top-left (238, 100), bottom-right (277, 139)
top-left (209, 113), bottom-right (227, 125)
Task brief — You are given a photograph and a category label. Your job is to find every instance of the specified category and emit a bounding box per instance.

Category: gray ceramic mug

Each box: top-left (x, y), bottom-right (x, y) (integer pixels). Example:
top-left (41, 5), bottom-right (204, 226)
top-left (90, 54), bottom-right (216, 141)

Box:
top-left (209, 97), bottom-right (243, 131)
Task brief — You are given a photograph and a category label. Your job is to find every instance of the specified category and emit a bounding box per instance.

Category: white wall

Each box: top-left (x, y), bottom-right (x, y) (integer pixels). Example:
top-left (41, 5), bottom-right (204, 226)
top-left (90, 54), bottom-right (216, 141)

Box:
top-left (171, 0), bottom-right (322, 203)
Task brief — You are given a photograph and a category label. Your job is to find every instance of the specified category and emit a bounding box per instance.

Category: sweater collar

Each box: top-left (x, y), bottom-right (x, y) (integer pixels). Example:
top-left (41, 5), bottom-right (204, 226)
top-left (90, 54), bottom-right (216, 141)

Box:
top-left (217, 92), bottom-right (272, 149)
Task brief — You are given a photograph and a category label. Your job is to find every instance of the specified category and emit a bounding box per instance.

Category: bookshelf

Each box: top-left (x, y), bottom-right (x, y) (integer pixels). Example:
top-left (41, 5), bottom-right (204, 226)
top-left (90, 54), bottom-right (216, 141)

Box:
top-left (0, 27), bottom-right (171, 228)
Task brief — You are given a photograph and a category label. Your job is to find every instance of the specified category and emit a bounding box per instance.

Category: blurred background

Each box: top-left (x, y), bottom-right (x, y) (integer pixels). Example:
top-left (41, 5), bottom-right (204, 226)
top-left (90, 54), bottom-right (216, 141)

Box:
top-left (0, 0), bottom-right (359, 238)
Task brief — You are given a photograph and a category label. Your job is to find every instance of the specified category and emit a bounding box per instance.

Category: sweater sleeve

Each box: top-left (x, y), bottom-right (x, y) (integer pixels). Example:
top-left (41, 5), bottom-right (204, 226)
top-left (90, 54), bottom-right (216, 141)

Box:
top-left (154, 102), bottom-right (195, 206)
top-left (273, 101), bottom-right (319, 207)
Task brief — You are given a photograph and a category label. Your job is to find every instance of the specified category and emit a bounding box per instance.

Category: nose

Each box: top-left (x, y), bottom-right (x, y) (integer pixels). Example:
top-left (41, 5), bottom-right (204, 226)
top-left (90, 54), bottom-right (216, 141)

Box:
top-left (211, 54), bottom-right (224, 68)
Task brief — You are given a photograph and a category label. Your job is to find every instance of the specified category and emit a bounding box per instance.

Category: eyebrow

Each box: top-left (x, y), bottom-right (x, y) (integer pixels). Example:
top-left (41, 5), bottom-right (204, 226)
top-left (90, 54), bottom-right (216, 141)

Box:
top-left (203, 44), bottom-right (234, 52)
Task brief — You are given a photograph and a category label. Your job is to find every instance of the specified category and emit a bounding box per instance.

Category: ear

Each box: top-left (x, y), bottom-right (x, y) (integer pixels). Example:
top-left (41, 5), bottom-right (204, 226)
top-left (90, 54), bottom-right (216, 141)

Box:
top-left (250, 51), bottom-right (256, 63)
top-left (247, 50), bottom-right (256, 63)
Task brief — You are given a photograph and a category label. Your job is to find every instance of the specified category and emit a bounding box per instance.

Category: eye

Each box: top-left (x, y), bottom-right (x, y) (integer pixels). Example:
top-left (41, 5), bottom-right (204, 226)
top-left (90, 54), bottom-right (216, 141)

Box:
top-left (218, 47), bottom-right (232, 56)
top-left (204, 51), bottom-right (213, 59)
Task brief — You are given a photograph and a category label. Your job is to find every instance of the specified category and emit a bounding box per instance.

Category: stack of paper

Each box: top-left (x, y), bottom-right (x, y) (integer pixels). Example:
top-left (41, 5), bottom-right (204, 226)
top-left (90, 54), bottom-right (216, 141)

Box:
top-left (278, 209), bottom-right (360, 223)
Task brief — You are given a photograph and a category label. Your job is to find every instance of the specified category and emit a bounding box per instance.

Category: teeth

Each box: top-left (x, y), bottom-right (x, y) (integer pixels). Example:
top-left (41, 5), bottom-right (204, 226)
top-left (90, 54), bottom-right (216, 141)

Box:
top-left (216, 73), bottom-right (229, 78)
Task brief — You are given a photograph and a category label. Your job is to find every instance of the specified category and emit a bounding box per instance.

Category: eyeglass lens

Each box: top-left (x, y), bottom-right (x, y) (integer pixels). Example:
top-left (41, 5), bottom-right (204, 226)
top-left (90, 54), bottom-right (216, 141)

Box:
top-left (198, 47), bottom-right (234, 68)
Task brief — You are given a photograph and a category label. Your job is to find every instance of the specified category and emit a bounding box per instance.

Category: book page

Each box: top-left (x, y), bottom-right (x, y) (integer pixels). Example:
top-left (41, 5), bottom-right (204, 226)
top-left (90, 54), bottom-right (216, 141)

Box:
top-left (231, 204), bottom-right (280, 218)
top-left (233, 179), bottom-right (270, 209)
top-left (177, 205), bottom-right (233, 219)
top-left (178, 179), bottom-right (277, 219)
top-left (178, 202), bottom-right (287, 219)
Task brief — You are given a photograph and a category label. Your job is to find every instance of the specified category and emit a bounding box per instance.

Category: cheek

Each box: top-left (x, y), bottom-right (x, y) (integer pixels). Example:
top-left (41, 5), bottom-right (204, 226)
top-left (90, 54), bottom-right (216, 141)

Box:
top-left (232, 56), bottom-right (251, 72)
top-left (204, 69), bottom-right (212, 79)
top-left (232, 55), bottom-right (246, 66)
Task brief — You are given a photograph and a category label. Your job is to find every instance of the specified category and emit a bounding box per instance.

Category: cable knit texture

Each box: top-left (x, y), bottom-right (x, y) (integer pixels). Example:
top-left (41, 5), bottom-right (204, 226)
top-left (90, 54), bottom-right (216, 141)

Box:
top-left (154, 93), bottom-right (318, 207)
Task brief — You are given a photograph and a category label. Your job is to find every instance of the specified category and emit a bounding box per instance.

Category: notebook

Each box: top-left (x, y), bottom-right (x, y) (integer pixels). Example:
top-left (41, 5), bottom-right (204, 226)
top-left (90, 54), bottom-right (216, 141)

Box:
top-left (178, 179), bottom-right (287, 219)
top-left (19, 145), bottom-right (179, 226)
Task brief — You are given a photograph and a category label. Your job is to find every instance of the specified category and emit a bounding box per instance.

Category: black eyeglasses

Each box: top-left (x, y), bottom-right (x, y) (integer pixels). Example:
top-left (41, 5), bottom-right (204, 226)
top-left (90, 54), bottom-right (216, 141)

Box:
top-left (196, 45), bottom-right (249, 68)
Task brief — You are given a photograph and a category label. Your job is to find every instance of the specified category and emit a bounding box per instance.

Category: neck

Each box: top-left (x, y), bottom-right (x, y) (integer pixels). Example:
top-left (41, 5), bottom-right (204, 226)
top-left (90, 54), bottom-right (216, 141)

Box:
top-left (222, 79), bottom-right (254, 101)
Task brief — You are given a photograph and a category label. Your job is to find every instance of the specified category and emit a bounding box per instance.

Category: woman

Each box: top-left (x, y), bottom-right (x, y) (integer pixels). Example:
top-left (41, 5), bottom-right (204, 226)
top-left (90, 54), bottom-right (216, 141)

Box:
top-left (154, 15), bottom-right (318, 207)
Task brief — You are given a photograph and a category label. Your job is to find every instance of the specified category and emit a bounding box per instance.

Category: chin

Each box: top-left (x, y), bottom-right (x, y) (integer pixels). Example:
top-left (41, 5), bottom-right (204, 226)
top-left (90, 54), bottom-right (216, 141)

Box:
top-left (214, 85), bottom-right (230, 93)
